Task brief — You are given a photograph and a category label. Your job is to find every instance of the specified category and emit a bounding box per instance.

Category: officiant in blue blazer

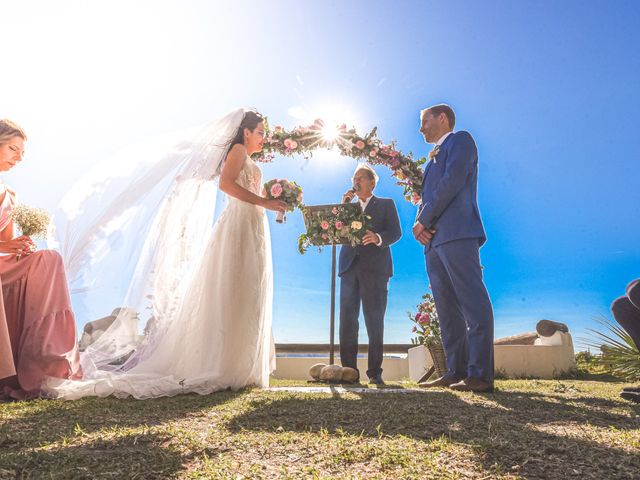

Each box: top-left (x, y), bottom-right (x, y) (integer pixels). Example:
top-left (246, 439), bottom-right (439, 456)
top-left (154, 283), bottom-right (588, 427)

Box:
top-left (339, 164), bottom-right (401, 385)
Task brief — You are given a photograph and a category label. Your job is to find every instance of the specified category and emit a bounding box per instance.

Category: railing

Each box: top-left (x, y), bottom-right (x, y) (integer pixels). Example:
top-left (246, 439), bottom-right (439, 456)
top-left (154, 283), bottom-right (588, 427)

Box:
top-left (275, 344), bottom-right (413, 354)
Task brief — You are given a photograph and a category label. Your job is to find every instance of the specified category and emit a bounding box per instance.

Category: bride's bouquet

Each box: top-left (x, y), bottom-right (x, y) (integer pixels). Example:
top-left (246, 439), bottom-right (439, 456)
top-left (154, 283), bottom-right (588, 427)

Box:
top-left (11, 204), bottom-right (51, 260)
top-left (263, 178), bottom-right (304, 223)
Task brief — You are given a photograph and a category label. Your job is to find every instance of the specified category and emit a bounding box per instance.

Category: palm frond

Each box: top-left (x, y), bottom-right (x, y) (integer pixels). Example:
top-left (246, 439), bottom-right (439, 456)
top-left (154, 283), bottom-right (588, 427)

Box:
top-left (586, 316), bottom-right (640, 381)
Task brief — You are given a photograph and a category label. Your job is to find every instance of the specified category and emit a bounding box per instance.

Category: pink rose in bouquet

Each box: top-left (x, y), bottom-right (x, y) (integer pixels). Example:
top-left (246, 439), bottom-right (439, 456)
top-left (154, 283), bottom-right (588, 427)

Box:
top-left (270, 183), bottom-right (283, 198)
top-left (263, 178), bottom-right (304, 223)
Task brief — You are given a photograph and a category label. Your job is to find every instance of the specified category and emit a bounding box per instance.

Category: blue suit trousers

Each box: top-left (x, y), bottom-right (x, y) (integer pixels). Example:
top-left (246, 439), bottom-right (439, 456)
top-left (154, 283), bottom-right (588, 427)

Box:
top-left (426, 238), bottom-right (494, 381)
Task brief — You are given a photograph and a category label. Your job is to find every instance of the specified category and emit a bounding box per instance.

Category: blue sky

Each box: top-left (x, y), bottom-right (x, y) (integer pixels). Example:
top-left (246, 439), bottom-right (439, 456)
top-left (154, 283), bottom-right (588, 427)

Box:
top-left (2, 1), bottom-right (639, 347)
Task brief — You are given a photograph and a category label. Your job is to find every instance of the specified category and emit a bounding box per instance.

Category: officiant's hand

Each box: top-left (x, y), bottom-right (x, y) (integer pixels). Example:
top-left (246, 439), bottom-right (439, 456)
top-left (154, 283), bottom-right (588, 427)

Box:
top-left (262, 199), bottom-right (287, 212)
top-left (412, 222), bottom-right (435, 245)
top-left (362, 230), bottom-right (382, 246)
top-left (342, 188), bottom-right (356, 203)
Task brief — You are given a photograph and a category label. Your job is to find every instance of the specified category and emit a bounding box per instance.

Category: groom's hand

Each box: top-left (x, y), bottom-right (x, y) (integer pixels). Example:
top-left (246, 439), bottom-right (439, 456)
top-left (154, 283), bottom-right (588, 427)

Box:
top-left (412, 222), bottom-right (435, 245)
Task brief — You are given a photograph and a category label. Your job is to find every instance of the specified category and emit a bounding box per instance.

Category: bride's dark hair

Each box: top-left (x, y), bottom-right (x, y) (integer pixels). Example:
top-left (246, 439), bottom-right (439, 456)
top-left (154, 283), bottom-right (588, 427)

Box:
top-left (229, 110), bottom-right (264, 149)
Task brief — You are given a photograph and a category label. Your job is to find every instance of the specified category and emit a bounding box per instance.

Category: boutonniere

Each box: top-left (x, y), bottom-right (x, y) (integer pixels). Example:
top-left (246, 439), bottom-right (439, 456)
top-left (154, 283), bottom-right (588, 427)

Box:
top-left (429, 145), bottom-right (440, 163)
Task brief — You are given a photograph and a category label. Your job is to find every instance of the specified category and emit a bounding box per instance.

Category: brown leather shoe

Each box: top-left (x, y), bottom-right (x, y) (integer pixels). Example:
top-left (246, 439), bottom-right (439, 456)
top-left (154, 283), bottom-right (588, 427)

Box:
top-left (450, 377), bottom-right (494, 393)
top-left (418, 375), bottom-right (463, 389)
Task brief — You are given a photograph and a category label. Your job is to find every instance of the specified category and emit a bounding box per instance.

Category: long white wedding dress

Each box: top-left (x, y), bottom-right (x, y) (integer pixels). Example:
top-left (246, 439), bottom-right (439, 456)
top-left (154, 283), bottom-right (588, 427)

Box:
top-left (129, 155), bottom-right (275, 391)
top-left (46, 109), bottom-right (275, 399)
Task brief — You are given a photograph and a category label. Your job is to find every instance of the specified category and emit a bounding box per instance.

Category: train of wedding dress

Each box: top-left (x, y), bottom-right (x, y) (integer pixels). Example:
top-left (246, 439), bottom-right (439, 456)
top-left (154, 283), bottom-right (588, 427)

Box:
top-left (45, 108), bottom-right (275, 399)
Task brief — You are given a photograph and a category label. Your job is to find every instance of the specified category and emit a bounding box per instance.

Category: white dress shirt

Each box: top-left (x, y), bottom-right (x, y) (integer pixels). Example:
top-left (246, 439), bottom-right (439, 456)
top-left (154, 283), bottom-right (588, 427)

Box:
top-left (435, 131), bottom-right (453, 147)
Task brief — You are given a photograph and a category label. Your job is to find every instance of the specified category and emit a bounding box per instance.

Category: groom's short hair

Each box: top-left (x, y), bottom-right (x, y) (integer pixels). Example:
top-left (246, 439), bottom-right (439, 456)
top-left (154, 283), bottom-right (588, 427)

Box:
top-left (422, 104), bottom-right (456, 129)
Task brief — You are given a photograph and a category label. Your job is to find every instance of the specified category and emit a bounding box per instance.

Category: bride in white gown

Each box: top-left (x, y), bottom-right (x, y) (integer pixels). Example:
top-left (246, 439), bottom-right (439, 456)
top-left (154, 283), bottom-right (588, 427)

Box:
top-left (46, 109), bottom-right (286, 399)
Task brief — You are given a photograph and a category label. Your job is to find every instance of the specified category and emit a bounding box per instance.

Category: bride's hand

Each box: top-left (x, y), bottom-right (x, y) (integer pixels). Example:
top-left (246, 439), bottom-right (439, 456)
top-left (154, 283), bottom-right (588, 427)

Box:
top-left (262, 199), bottom-right (287, 212)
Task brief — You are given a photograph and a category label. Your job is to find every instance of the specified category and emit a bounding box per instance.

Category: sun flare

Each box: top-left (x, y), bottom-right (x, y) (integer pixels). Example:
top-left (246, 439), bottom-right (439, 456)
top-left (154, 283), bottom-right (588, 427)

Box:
top-left (289, 103), bottom-right (359, 148)
top-left (321, 124), bottom-right (339, 144)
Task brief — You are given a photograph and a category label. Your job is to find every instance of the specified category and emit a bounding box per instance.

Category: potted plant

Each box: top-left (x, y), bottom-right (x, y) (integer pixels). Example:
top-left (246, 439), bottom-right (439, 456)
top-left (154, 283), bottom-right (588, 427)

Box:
top-left (407, 292), bottom-right (447, 382)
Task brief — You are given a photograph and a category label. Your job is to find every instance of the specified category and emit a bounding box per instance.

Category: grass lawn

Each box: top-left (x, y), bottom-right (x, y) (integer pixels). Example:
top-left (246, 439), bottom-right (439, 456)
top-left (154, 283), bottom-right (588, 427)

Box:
top-left (1, 378), bottom-right (639, 479)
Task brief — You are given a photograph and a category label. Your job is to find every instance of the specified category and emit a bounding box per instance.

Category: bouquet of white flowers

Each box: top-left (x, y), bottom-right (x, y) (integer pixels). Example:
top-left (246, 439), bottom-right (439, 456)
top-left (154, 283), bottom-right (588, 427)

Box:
top-left (11, 204), bottom-right (50, 260)
top-left (11, 204), bottom-right (51, 238)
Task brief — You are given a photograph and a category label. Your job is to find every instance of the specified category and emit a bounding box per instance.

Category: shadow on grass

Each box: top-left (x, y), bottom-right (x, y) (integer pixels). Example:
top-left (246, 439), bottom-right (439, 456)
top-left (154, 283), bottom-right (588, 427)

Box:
top-left (0, 389), bottom-right (242, 461)
top-left (5, 429), bottom-right (185, 479)
top-left (226, 389), bottom-right (640, 479)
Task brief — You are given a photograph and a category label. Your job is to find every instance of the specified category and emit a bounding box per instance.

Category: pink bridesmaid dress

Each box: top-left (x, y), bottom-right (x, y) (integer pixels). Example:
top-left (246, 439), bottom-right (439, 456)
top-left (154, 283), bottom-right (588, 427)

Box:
top-left (0, 184), bottom-right (82, 400)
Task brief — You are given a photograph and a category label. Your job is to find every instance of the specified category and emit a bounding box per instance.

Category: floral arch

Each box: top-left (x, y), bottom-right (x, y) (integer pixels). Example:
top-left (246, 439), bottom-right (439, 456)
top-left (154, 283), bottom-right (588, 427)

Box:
top-left (255, 119), bottom-right (425, 205)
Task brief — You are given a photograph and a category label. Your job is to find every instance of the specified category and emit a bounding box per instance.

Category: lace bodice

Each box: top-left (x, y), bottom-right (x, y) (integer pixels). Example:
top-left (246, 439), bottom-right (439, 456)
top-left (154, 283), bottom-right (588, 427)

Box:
top-left (235, 156), bottom-right (262, 196)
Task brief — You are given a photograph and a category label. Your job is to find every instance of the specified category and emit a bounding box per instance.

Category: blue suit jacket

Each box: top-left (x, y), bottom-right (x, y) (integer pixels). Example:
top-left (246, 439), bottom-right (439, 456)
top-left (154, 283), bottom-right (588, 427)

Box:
top-left (338, 196), bottom-right (401, 278)
top-left (417, 131), bottom-right (486, 248)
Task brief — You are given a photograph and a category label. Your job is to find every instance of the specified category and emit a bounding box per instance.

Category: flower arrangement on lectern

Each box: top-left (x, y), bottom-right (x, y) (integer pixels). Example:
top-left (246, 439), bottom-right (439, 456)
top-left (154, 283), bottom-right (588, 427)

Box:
top-left (297, 204), bottom-right (370, 254)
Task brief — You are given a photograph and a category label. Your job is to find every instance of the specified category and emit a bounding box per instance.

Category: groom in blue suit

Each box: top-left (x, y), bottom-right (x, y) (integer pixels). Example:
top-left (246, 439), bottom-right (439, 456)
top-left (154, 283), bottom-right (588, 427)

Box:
top-left (339, 164), bottom-right (401, 385)
top-left (413, 104), bottom-right (495, 392)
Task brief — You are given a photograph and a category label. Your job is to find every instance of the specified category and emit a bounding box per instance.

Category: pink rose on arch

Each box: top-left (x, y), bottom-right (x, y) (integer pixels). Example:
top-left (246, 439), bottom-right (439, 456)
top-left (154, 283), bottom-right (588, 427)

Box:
top-left (274, 126), bottom-right (283, 133)
top-left (270, 183), bottom-right (283, 198)
top-left (320, 221), bottom-right (330, 230)
top-left (284, 138), bottom-right (298, 150)
top-left (355, 140), bottom-right (365, 150)
top-left (335, 221), bottom-right (344, 230)
top-left (369, 149), bottom-right (378, 158)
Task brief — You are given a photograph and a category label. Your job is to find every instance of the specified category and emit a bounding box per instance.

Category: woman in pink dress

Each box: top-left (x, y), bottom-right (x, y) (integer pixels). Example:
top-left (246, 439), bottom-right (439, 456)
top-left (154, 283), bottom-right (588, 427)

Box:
top-left (0, 119), bottom-right (82, 400)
